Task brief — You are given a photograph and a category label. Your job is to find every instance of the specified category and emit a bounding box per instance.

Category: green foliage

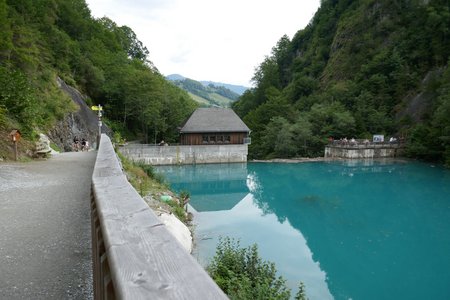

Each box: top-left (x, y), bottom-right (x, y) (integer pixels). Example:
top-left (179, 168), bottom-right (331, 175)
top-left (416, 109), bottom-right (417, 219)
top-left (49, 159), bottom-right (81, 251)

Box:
top-left (179, 190), bottom-right (190, 201)
top-left (405, 63), bottom-right (450, 165)
top-left (207, 237), bottom-right (293, 300)
top-left (1, 0), bottom-right (197, 145)
top-left (165, 191), bottom-right (190, 223)
top-left (0, 66), bottom-right (40, 136)
top-left (233, 0), bottom-right (450, 164)
top-left (116, 151), bottom-right (168, 198)
top-left (112, 131), bottom-right (125, 145)
top-left (295, 282), bottom-right (308, 300)
top-left (165, 200), bottom-right (187, 223)
top-left (0, 105), bottom-right (6, 125)
top-left (405, 124), bottom-right (436, 160)
top-left (0, 0), bottom-right (12, 61)
top-left (263, 116), bottom-right (297, 158)
top-left (50, 141), bottom-right (61, 152)
top-left (135, 161), bottom-right (166, 185)
top-left (429, 65), bottom-right (450, 166)
top-left (116, 152), bottom-right (191, 225)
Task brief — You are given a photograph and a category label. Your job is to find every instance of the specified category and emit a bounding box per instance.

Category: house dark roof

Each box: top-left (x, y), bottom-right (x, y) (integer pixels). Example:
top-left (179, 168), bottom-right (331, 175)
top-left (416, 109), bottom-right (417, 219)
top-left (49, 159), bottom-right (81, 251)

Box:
top-left (180, 108), bottom-right (250, 133)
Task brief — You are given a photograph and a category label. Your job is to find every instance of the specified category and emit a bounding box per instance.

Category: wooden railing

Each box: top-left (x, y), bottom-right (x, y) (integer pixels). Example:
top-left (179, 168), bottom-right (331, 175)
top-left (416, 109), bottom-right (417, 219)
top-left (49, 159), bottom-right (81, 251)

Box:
top-left (91, 134), bottom-right (228, 299)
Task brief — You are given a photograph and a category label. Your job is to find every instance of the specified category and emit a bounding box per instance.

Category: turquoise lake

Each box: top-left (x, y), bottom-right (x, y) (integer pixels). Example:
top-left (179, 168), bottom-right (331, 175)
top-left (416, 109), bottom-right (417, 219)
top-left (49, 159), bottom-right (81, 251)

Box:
top-left (156, 160), bottom-right (450, 300)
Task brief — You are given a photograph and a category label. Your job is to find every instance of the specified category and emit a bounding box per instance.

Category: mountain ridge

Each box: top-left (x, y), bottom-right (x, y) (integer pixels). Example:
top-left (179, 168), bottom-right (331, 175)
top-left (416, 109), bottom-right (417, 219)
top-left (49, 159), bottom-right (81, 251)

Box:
top-left (166, 74), bottom-right (248, 107)
top-left (166, 74), bottom-right (249, 96)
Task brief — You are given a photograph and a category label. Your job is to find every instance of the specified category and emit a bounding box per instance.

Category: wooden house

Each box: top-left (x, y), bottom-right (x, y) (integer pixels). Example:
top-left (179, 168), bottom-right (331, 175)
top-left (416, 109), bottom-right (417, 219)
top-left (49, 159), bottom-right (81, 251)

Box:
top-left (179, 108), bottom-right (250, 145)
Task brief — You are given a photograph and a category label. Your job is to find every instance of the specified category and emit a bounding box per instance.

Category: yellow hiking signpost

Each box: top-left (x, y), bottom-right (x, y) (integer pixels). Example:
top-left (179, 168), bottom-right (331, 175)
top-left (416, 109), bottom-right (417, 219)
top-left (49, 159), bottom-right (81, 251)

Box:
top-left (92, 104), bottom-right (103, 149)
top-left (91, 105), bottom-right (103, 111)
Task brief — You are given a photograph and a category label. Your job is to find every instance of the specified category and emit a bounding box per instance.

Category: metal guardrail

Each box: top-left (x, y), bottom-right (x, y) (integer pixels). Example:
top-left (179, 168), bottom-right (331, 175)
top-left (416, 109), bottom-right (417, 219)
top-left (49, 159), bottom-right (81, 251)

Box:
top-left (91, 134), bottom-right (228, 299)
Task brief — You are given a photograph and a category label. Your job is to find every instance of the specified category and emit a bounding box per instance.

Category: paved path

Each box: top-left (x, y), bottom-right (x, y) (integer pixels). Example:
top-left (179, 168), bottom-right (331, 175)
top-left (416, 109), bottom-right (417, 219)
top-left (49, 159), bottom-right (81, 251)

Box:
top-left (0, 151), bottom-right (96, 299)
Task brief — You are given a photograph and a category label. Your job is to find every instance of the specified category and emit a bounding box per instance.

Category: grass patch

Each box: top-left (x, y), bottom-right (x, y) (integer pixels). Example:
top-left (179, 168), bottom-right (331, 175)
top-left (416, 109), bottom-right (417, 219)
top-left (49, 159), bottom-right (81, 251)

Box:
top-left (115, 150), bottom-right (193, 225)
top-left (116, 151), bottom-right (168, 196)
top-left (50, 142), bottom-right (61, 152)
top-left (165, 200), bottom-right (188, 223)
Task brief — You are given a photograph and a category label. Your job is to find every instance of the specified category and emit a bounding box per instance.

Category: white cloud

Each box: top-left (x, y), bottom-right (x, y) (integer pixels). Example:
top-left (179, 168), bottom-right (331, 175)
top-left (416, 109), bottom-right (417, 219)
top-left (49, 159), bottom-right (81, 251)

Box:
top-left (86, 0), bottom-right (321, 86)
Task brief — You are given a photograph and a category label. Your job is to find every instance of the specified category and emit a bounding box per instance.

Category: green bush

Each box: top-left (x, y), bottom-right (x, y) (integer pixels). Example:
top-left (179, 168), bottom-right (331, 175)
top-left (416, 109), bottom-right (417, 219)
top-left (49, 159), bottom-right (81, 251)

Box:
top-left (0, 105), bottom-right (6, 125)
top-left (165, 199), bottom-right (187, 223)
top-left (207, 237), bottom-right (304, 300)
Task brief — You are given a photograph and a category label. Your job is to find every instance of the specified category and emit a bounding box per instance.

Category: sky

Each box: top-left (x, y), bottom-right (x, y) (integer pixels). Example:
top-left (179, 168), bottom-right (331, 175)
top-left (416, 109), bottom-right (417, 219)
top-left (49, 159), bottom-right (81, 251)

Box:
top-left (85, 0), bottom-right (321, 87)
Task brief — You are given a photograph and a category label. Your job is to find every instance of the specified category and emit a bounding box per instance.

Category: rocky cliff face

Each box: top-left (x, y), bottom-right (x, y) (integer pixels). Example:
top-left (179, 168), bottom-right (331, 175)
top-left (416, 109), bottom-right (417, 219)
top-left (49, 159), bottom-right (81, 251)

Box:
top-left (48, 78), bottom-right (111, 152)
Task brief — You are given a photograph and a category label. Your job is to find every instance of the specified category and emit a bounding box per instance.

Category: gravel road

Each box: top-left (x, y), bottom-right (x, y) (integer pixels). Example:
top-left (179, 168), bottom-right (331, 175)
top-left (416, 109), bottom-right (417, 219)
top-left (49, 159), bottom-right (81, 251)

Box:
top-left (0, 151), bottom-right (96, 299)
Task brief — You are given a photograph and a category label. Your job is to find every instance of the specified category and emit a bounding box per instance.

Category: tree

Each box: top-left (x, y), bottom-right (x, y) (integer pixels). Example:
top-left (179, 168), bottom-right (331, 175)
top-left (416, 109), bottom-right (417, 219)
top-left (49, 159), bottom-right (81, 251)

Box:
top-left (262, 116), bottom-right (296, 158)
top-left (0, 0), bottom-right (197, 152)
top-left (231, 0), bottom-right (450, 164)
top-left (291, 115), bottom-right (314, 157)
top-left (0, 0), bottom-right (13, 61)
top-left (308, 101), bottom-right (355, 138)
top-left (0, 66), bottom-right (39, 134)
top-left (243, 91), bottom-right (290, 159)
top-left (295, 282), bottom-right (308, 300)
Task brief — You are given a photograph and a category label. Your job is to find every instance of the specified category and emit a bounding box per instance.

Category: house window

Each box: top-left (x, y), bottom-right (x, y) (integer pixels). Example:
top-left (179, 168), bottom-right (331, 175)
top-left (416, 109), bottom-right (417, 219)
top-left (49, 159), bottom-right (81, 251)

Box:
top-left (217, 135), bottom-right (224, 143)
top-left (209, 135), bottom-right (216, 144)
top-left (225, 135), bottom-right (231, 143)
top-left (202, 135), bottom-right (208, 144)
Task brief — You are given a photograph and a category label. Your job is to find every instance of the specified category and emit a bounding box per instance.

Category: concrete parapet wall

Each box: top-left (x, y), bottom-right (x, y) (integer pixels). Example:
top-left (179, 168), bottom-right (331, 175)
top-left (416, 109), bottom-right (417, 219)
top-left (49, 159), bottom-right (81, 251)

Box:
top-left (118, 144), bottom-right (248, 165)
top-left (325, 146), bottom-right (404, 159)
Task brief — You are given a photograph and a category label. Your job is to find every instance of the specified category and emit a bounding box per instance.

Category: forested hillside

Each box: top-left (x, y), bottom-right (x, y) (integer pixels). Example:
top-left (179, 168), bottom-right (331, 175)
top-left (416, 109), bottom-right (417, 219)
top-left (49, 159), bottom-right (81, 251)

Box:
top-left (233, 0), bottom-right (450, 165)
top-left (0, 0), bottom-right (197, 150)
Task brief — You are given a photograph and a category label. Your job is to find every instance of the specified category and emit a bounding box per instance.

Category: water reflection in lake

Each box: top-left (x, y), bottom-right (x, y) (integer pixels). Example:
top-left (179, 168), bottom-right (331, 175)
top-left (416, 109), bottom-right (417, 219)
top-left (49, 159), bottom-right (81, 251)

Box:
top-left (156, 160), bottom-right (450, 300)
top-left (156, 163), bottom-right (249, 211)
top-left (157, 163), bottom-right (333, 299)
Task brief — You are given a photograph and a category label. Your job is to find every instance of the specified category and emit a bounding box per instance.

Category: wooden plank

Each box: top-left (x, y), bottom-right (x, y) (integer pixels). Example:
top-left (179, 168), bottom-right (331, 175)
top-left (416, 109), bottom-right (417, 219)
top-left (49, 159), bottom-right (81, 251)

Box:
top-left (92, 134), bottom-right (228, 300)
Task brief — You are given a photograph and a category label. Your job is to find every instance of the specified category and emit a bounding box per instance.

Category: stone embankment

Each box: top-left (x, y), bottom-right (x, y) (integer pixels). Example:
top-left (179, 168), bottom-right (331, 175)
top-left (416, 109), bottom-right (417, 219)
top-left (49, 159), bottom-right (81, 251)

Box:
top-left (325, 142), bottom-right (404, 159)
top-left (252, 157), bottom-right (336, 163)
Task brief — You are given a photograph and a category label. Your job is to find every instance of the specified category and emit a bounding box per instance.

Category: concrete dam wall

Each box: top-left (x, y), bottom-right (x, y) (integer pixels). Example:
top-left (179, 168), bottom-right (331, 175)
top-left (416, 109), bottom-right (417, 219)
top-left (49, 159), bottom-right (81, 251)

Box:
top-left (118, 144), bottom-right (248, 165)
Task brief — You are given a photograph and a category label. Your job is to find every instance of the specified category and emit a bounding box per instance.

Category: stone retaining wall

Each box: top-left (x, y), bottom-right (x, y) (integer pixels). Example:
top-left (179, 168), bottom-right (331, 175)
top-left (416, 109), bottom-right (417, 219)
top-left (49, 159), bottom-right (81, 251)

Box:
top-left (325, 145), bottom-right (404, 159)
top-left (118, 144), bottom-right (248, 165)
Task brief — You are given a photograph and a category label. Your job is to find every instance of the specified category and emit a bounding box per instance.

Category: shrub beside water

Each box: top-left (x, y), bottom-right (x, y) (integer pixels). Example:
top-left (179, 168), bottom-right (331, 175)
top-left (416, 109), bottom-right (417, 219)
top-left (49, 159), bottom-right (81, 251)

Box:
top-left (207, 237), bottom-right (307, 300)
top-left (115, 151), bottom-right (193, 225)
top-left (135, 161), bottom-right (166, 185)
top-left (116, 151), bottom-right (168, 196)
